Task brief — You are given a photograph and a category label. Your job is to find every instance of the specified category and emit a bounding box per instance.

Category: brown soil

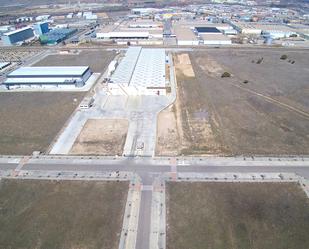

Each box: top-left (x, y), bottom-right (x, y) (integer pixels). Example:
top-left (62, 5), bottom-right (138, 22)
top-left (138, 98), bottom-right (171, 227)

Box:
top-left (70, 119), bottom-right (128, 155)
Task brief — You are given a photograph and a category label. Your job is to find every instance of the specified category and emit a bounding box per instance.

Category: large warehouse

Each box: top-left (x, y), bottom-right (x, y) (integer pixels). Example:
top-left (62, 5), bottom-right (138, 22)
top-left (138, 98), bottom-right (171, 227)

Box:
top-left (4, 66), bottom-right (92, 90)
top-left (109, 47), bottom-right (167, 95)
top-left (2, 27), bottom-right (35, 46)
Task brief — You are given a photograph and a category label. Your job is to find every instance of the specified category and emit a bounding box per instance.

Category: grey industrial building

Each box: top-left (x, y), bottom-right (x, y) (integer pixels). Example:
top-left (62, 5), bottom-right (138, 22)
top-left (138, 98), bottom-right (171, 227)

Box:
top-left (4, 66), bottom-right (92, 89)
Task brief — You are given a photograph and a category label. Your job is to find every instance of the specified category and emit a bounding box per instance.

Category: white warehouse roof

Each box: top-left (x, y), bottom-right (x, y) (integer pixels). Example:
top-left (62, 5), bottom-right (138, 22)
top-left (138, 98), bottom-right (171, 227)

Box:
top-left (4, 77), bottom-right (82, 84)
top-left (110, 47), bottom-right (142, 85)
top-left (8, 66), bottom-right (90, 77)
top-left (130, 48), bottom-right (166, 89)
top-left (4, 26), bottom-right (33, 36)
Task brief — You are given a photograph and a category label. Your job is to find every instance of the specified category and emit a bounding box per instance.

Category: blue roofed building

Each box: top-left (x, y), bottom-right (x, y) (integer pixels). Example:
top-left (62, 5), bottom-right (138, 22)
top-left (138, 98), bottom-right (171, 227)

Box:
top-left (33, 21), bottom-right (49, 36)
top-left (2, 27), bottom-right (34, 46)
top-left (39, 28), bottom-right (77, 45)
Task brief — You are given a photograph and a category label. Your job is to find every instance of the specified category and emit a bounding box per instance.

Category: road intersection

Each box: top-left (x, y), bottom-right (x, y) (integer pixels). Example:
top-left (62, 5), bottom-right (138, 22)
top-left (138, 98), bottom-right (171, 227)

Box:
top-left (1, 154), bottom-right (309, 249)
top-left (1, 46), bottom-right (309, 249)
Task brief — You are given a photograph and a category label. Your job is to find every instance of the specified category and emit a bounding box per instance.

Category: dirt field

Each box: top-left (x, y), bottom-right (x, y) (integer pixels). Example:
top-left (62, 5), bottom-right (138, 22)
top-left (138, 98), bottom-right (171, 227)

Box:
top-left (34, 50), bottom-right (115, 73)
top-left (0, 49), bottom-right (40, 62)
top-left (157, 49), bottom-right (309, 155)
top-left (0, 92), bottom-right (83, 155)
top-left (167, 182), bottom-right (309, 249)
top-left (70, 119), bottom-right (128, 155)
top-left (0, 179), bottom-right (128, 249)
top-left (156, 53), bottom-right (226, 156)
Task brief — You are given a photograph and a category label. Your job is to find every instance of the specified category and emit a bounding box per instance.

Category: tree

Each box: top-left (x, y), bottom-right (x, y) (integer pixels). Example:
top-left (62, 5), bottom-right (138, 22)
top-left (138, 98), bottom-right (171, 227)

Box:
top-left (221, 72), bottom-right (231, 78)
top-left (256, 57), bottom-right (263, 64)
top-left (280, 54), bottom-right (288, 60)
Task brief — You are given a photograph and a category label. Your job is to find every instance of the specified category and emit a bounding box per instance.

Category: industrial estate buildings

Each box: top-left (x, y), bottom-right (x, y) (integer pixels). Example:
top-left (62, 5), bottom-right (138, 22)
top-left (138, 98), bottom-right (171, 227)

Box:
top-left (4, 66), bottom-right (92, 90)
top-left (96, 19), bottom-right (164, 45)
top-left (2, 27), bottom-right (35, 46)
top-left (109, 47), bottom-right (167, 95)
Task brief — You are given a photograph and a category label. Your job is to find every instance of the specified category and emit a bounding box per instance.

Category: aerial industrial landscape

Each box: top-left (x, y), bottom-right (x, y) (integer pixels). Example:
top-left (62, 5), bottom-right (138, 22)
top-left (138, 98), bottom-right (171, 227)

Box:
top-left (0, 0), bottom-right (309, 249)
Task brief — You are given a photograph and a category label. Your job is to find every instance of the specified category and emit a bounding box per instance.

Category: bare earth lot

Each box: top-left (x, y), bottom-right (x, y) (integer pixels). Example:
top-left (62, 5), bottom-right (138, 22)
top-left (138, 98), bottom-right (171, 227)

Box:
top-left (0, 179), bottom-right (128, 249)
top-left (70, 119), bottom-right (129, 155)
top-left (156, 53), bottom-right (226, 156)
top-left (157, 49), bottom-right (309, 155)
top-left (34, 50), bottom-right (115, 73)
top-left (0, 92), bottom-right (83, 155)
top-left (167, 182), bottom-right (309, 249)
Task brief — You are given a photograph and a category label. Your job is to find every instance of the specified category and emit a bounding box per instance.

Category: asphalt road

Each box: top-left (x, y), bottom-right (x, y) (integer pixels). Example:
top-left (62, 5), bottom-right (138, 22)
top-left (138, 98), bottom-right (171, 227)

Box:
top-left (1, 157), bottom-right (309, 249)
top-left (19, 160), bottom-right (309, 178)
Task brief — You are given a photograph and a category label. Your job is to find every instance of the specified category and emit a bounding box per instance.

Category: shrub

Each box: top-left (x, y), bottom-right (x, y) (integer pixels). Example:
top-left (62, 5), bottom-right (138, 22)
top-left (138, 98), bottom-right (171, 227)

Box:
top-left (256, 57), bottom-right (264, 64)
top-left (243, 80), bottom-right (249, 84)
top-left (221, 72), bottom-right (231, 78)
top-left (280, 54), bottom-right (288, 60)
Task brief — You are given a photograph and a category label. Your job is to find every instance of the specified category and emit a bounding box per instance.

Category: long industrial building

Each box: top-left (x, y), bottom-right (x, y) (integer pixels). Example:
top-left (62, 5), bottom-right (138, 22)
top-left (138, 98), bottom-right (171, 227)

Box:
top-left (4, 66), bottom-right (92, 90)
top-left (2, 27), bottom-right (35, 46)
top-left (109, 47), bottom-right (167, 95)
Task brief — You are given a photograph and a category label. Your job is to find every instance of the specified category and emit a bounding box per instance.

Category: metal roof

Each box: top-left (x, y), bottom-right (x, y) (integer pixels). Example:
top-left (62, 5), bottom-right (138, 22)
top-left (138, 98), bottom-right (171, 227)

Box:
top-left (4, 26), bottom-right (33, 36)
top-left (4, 77), bottom-right (82, 84)
top-left (130, 48), bottom-right (166, 89)
top-left (8, 66), bottom-right (89, 77)
top-left (110, 47), bottom-right (166, 91)
top-left (195, 27), bottom-right (221, 33)
top-left (110, 47), bottom-right (142, 85)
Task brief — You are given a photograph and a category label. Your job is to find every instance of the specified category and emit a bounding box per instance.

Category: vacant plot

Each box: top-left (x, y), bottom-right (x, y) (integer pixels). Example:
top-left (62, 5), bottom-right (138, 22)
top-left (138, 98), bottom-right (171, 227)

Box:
top-left (34, 50), bottom-right (115, 73)
top-left (0, 92), bottom-right (83, 155)
top-left (157, 49), bottom-right (309, 155)
top-left (174, 53), bottom-right (195, 77)
top-left (167, 182), bottom-right (309, 249)
top-left (156, 53), bottom-right (226, 156)
top-left (70, 119), bottom-right (128, 155)
top-left (0, 179), bottom-right (128, 249)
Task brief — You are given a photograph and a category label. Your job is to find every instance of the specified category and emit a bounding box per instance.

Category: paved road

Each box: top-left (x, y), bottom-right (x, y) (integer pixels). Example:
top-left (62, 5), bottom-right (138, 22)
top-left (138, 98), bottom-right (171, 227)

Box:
top-left (136, 190), bottom-right (152, 249)
top-left (1, 156), bottom-right (309, 249)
